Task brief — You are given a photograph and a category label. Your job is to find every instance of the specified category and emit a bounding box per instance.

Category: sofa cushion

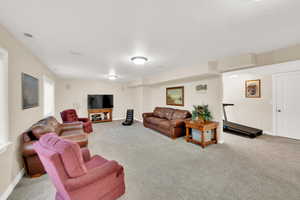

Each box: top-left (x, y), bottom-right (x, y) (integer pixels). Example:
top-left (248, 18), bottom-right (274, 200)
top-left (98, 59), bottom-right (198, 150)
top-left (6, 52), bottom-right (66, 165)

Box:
top-left (163, 108), bottom-right (175, 120)
top-left (145, 117), bottom-right (166, 126)
top-left (172, 109), bottom-right (191, 120)
top-left (159, 120), bottom-right (171, 130)
top-left (31, 125), bottom-right (56, 139)
top-left (60, 129), bottom-right (84, 137)
top-left (153, 107), bottom-right (165, 118)
top-left (39, 133), bottom-right (87, 178)
top-left (45, 117), bottom-right (62, 134)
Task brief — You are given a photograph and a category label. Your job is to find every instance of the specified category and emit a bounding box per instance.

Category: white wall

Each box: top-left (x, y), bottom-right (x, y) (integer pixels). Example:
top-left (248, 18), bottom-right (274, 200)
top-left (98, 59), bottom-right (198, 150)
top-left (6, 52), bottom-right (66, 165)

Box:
top-left (55, 79), bottom-right (134, 120)
top-left (0, 24), bottom-right (56, 197)
top-left (0, 49), bottom-right (8, 145)
top-left (222, 60), bottom-right (300, 135)
top-left (223, 73), bottom-right (273, 133)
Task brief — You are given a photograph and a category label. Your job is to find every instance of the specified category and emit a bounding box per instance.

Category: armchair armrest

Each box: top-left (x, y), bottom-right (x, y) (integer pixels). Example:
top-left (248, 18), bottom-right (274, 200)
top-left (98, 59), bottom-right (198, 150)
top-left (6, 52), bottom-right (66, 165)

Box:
top-left (78, 118), bottom-right (90, 123)
top-left (22, 141), bottom-right (37, 157)
top-left (64, 160), bottom-right (122, 191)
top-left (142, 112), bottom-right (153, 119)
top-left (81, 148), bottom-right (91, 162)
top-left (170, 119), bottom-right (185, 128)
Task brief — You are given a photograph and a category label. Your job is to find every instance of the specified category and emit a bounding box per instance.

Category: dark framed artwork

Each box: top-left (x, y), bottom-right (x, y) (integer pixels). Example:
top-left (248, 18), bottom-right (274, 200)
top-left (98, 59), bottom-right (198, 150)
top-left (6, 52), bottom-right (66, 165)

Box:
top-left (22, 73), bottom-right (39, 109)
top-left (166, 86), bottom-right (184, 106)
top-left (245, 79), bottom-right (261, 98)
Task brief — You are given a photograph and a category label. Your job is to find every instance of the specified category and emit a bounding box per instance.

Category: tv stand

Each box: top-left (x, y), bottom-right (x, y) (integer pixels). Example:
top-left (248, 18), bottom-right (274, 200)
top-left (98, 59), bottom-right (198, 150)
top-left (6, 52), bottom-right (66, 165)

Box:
top-left (88, 108), bottom-right (112, 123)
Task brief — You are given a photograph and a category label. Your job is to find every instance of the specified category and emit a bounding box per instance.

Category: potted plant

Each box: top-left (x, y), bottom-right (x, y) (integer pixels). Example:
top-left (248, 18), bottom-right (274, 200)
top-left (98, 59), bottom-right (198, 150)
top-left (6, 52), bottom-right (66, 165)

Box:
top-left (191, 105), bottom-right (212, 123)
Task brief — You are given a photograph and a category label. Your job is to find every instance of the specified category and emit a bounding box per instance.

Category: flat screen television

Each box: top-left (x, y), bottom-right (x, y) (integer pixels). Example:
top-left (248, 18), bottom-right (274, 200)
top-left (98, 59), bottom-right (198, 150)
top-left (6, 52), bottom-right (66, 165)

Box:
top-left (88, 95), bottom-right (113, 109)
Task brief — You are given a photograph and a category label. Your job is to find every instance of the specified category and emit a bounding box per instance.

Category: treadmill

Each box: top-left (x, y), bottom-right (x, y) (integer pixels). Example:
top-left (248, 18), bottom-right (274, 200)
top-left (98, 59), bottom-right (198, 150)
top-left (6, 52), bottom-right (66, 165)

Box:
top-left (223, 103), bottom-right (263, 138)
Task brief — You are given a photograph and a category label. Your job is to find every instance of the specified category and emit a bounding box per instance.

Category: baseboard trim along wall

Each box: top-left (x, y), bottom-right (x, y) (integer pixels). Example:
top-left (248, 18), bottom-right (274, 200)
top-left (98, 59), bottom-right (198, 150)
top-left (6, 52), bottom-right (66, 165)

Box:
top-left (134, 118), bottom-right (143, 123)
top-left (0, 168), bottom-right (25, 200)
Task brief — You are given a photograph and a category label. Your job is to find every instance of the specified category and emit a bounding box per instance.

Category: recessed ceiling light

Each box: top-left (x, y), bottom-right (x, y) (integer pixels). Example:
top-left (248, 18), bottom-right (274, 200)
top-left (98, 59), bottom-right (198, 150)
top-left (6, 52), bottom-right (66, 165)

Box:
top-left (24, 33), bottom-right (33, 38)
top-left (107, 74), bottom-right (119, 80)
top-left (131, 56), bottom-right (148, 65)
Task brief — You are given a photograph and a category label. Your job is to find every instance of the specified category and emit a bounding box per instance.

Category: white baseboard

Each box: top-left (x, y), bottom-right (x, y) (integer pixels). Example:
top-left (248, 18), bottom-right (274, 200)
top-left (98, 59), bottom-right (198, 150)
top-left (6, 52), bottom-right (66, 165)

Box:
top-left (264, 131), bottom-right (275, 136)
top-left (134, 118), bottom-right (143, 123)
top-left (113, 118), bottom-right (124, 121)
top-left (0, 168), bottom-right (25, 200)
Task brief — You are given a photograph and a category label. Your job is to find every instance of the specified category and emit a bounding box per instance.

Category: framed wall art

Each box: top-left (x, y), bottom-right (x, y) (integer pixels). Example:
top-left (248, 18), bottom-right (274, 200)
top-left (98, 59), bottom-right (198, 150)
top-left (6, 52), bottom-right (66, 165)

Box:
top-left (245, 79), bottom-right (261, 98)
top-left (22, 73), bottom-right (39, 109)
top-left (166, 86), bottom-right (184, 106)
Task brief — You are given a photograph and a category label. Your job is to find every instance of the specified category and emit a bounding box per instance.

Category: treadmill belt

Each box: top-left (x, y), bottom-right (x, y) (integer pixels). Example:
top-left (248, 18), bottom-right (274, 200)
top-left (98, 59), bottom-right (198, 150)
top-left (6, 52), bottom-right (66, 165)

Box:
top-left (224, 121), bottom-right (263, 135)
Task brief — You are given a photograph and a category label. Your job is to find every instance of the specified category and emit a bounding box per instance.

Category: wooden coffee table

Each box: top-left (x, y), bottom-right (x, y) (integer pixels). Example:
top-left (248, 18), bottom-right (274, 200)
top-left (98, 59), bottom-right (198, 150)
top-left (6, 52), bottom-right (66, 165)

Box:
top-left (185, 120), bottom-right (219, 148)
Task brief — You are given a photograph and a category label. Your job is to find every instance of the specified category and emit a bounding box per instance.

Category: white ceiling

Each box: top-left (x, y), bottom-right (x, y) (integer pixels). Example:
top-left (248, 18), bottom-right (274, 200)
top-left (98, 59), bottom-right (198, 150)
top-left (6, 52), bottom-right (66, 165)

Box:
top-left (0, 0), bottom-right (300, 82)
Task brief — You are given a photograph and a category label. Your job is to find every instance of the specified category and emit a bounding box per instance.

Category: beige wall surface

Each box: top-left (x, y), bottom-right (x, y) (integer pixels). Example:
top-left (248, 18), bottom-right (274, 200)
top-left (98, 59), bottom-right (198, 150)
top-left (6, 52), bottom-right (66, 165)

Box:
top-left (0, 24), bottom-right (56, 196)
top-left (55, 79), bottom-right (135, 121)
top-left (223, 73), bottom-right (273, 133)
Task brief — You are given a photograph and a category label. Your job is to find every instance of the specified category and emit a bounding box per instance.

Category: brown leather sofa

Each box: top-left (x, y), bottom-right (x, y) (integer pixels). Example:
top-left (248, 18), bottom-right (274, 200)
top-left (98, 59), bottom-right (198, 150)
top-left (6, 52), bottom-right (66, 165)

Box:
top-left (143, 107), bottom-right (191, 139)
top-left (22, 116), bottom-right (88, 177)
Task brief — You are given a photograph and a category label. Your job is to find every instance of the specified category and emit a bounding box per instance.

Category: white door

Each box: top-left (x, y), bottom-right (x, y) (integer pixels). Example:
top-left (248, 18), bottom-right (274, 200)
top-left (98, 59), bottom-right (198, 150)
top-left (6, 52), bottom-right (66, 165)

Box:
top-left (274, 71), bottom-right (300, 140)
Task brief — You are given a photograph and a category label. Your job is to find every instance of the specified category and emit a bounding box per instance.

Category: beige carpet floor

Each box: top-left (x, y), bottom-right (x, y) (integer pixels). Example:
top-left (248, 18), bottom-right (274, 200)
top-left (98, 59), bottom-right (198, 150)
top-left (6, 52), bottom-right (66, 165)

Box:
top-left (8, 121), bottom-right (300, 200)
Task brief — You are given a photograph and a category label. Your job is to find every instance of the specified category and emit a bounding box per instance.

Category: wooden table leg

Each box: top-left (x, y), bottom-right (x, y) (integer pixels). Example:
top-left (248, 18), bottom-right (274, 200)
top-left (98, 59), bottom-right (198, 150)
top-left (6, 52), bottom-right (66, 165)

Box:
top-left (214, 128), bottom-right (218, 144)
top-left (201, 131), bottom-right (205, 148)
top-left (185, 127), bottom-right (190, 142)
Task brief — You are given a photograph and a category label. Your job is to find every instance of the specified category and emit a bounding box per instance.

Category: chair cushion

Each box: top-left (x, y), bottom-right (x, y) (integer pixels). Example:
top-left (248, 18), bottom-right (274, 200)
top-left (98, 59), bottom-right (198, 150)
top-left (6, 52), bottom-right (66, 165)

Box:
top-left (85, 155), bottom-right (108, 170)
top-left (39, 133), bottom-right (87, 178)
top-left (64, 110), bottom-right (79, 122)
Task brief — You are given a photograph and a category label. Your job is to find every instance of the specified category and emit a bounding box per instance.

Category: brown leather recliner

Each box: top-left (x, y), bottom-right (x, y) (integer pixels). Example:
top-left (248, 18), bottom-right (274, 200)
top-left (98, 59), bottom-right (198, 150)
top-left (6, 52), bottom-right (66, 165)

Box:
top-left (22, 116), bottom-right (88, 177)
top-left (143, 107), bottom-right (191, 139)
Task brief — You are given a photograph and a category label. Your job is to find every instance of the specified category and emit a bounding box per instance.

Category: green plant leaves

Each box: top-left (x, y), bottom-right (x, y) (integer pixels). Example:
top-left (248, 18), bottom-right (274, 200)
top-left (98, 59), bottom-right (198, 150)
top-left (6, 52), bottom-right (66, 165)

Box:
top-left (191, 104), bottom-right (212, 121)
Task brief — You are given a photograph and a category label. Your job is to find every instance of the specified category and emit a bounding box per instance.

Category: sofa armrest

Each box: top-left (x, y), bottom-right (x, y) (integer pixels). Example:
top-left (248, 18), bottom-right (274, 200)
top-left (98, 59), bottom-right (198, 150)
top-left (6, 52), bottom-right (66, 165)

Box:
top-left (61, 122), bottom-right (83, 131)
top-left (142, 112), bottom-right (153, 119)
top-left (81, 148), bottom-right (91, 162)
top-left (64, 160), bottom-right (122, 191)
top-left (170, 119), bottom-right (185, 128)
top-left (78, 118), bottom-right (90, 123)
top-left (22, 141), bottom-right (37, 157)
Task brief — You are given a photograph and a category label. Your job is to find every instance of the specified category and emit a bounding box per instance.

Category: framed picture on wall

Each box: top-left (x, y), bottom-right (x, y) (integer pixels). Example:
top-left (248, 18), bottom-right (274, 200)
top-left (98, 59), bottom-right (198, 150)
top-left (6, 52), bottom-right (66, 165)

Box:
top-left (245, 79), bottom-right (261, 98)
top-left (22, 73), bottom-right (39, 109)
top-left (166, 86), bottom-right (184, 106)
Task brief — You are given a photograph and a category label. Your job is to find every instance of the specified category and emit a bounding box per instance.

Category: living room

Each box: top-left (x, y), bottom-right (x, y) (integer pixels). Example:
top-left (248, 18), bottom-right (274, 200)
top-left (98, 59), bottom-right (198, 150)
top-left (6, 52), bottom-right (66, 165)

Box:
top-left (1, 1), bottom-right (300, 200)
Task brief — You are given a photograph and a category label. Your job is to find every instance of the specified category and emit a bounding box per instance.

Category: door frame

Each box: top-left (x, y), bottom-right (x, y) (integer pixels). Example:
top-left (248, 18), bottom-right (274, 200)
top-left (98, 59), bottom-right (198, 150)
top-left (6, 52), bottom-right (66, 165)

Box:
top-left (272, 70), bottom-right (300, 137)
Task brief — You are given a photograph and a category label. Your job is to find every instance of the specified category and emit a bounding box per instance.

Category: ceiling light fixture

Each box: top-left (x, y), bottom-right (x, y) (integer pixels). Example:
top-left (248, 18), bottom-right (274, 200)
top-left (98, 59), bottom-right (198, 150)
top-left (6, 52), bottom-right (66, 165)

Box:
top-left (131, 56), bottom-right (148, 65)
top-left (107, 74), bottom-right (119, 80)
top-left (24, 33), bottom-right (33, 38)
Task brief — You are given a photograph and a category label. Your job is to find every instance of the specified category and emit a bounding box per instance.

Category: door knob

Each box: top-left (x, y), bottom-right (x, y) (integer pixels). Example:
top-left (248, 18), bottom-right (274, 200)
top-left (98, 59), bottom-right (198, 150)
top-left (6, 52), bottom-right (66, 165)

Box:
top-left (277, 109), bottom-right (282, 112)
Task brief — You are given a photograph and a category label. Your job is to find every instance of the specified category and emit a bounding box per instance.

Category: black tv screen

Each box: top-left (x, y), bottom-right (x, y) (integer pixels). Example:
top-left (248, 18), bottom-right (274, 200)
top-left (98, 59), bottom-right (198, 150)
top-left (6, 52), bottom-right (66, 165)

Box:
top-left (88, 95), bottom-right (113, 109)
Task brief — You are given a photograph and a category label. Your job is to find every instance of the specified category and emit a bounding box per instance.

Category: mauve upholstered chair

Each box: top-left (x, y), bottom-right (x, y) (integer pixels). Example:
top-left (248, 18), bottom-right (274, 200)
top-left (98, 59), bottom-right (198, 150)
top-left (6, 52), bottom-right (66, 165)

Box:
top-left (61, 109), bottom-right (93, 133)
top-left (33, 133), bottom-right (125, 200)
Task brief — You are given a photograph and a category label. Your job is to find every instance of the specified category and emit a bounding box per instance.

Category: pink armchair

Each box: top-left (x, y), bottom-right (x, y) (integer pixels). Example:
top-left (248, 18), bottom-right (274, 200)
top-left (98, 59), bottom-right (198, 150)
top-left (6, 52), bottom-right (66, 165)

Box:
top-left (33, 133), bottom-right (125, 200)
top-left (61, 109), bottom-right (93, 133)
